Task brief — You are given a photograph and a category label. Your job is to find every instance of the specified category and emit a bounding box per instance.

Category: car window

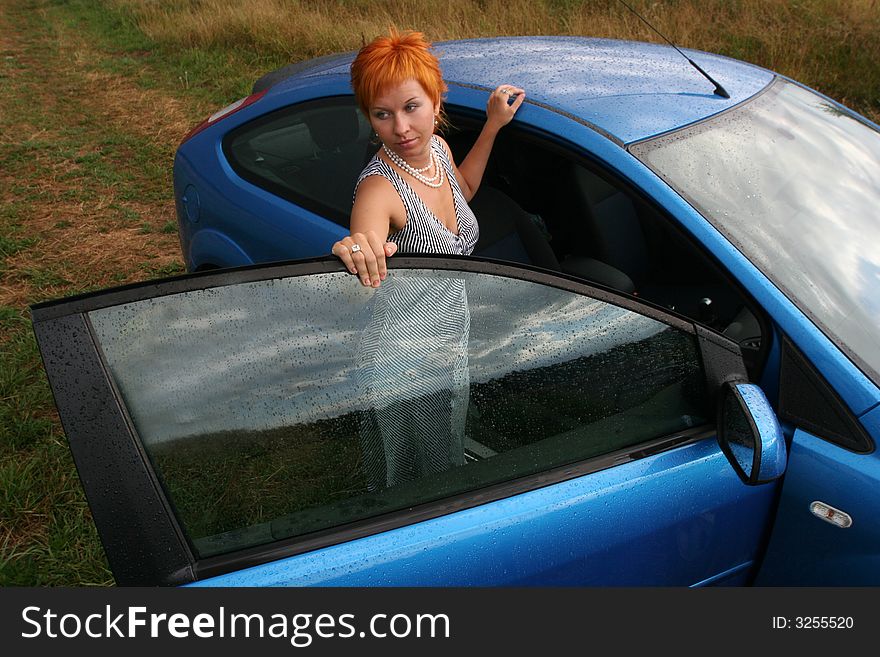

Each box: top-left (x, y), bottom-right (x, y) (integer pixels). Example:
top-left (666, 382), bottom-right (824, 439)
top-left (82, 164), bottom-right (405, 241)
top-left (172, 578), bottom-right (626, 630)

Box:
top-left (446, 119), bottom-right (765, 375)
top-left (631, 78), bottom-right (880, 386)
top-left (85, 265), bottom-right (710, 560)
top-left (223, 97), bottom-right (372, 226)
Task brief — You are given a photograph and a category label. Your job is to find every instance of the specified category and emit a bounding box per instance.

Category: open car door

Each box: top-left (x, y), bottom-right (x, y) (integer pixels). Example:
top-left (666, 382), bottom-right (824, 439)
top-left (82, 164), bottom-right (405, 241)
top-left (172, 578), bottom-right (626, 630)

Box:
top-left (31, 257), bottom-right (784, 586)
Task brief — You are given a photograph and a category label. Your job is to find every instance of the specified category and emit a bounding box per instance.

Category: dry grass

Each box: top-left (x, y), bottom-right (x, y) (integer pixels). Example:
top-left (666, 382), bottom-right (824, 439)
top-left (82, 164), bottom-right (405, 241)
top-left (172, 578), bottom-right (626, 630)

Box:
top-left (0, 9), bottom-right (190, 308)
top-left (80, 69), bottom-right (197, 148)
top-left (0, 207), bottom-right (178, 308)
top-left (108, 0), bottom-right (880, 117)
top-left (0, 0), bottom-right (199, 585)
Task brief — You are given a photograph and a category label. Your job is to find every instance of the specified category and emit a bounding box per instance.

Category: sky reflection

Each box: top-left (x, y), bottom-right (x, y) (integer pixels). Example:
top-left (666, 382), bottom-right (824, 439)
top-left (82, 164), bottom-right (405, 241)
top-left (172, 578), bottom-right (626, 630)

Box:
top-left (634, 79), bottom-right (880, 381)
top-left (90, 271), bottom-right (665, 444)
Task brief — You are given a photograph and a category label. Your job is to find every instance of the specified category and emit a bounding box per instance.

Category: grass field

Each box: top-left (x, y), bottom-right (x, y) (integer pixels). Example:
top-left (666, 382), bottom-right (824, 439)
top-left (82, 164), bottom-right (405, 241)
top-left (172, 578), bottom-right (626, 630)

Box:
top-left (1, 0), bottom-right (878, 586)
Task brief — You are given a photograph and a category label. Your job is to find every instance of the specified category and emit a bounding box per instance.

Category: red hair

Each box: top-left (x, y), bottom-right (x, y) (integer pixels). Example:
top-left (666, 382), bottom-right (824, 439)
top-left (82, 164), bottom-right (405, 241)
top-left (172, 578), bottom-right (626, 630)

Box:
top-left (350, 28), bottom-right (447, 118)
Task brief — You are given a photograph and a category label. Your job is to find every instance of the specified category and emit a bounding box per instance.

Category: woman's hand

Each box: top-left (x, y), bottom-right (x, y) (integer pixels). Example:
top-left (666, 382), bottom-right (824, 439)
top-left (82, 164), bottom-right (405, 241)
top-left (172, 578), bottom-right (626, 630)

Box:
top-left (331, 231), bottom-right (398, 287)
top-left (486, 84), bottom-right (525, 131)
top-left (454, 84), bottom-right (526, 199)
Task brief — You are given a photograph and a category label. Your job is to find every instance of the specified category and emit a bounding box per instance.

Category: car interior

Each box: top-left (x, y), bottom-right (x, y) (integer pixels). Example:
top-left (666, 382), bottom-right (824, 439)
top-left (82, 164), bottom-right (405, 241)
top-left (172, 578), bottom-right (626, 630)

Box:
top-left (444, 115), bottom-right (765, 373)
top-left (224, 100), bottom-right (766, 377)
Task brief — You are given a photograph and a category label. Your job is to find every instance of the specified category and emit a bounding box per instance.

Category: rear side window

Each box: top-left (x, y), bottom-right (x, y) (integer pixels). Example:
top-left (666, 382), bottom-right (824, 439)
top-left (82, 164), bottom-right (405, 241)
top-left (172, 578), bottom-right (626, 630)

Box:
top-left (224, 97), bottom-right (372, 226)
top-left (87, 267), bottom-right (710, 559)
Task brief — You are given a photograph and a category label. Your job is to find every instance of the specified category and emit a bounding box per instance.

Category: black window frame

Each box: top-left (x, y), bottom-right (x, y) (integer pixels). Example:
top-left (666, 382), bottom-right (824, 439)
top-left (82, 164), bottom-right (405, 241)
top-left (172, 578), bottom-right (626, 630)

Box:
top-left (222, 95), bottom-right (372, 227)
top-left (32, 257), bottom-right (748, 586)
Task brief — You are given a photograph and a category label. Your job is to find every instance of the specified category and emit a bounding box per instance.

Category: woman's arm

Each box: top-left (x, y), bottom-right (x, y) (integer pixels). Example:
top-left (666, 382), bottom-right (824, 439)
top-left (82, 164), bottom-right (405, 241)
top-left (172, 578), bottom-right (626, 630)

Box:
top-left (331, 175), bottom-right (400, 287)
top-left (453, 84), bottom-right (525, 201)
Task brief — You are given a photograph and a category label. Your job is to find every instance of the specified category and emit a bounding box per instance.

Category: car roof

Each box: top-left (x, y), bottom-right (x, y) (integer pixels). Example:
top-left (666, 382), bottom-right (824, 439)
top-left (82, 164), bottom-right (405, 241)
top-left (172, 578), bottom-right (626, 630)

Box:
top-left (273, 36), bottom-right (775, 145)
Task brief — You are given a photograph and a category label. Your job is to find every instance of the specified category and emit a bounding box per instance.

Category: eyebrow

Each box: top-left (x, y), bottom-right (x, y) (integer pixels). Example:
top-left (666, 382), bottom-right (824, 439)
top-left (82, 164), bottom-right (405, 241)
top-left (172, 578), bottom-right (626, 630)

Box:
top-left (371, 97), bottom-right (421, 111)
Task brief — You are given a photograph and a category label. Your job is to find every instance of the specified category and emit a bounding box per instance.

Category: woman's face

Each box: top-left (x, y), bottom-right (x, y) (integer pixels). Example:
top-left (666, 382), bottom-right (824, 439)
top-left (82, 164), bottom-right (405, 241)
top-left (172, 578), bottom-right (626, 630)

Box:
top-left (369, 79), bottom-right (440, 164)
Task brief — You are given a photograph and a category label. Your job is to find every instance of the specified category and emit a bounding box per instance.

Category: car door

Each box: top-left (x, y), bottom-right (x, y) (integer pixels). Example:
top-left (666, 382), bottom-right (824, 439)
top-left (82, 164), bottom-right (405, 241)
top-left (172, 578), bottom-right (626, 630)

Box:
top-left (31, 257), bottom-right (780, 586)
top-left (751, 339), bottom-right (880, 586)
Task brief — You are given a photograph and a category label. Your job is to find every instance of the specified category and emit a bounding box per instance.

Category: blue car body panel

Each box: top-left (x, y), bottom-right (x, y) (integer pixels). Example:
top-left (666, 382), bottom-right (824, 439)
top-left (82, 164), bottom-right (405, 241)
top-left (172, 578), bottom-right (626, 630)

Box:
top-left (435, 37), bottom-right (774, 145)
top-left (174, 79), bottom-right (356, 268)
top-left (159, 36), bottom-right (880, 586)
top-left (755, 428), bottom-right (880, 585)
top-left (189, 438), bottom-right (775, 587)
top-left (186, 228), bottom-right (254, 270)
top-left (285, 37), bottom-right (774, 145)
top-left (174, 37), bottom-right (776, 271)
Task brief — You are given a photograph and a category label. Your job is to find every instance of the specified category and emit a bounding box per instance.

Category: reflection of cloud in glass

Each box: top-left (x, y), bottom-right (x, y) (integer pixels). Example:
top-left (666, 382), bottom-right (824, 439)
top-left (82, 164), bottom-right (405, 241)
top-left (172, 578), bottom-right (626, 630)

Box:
top-left (858, 259), bottom-right (880, 320)
top-left (635, 80), bottom-right (880, 380)
top-left (469, 288), bottom-right (661, 381)
top-left (90, 271), bottom-right (666, 444)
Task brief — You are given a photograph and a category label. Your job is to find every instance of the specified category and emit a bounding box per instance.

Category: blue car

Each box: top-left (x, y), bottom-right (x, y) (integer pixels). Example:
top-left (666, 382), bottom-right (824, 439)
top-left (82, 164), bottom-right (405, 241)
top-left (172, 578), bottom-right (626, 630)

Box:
top-left (32, 37), bottom-right (880, 586)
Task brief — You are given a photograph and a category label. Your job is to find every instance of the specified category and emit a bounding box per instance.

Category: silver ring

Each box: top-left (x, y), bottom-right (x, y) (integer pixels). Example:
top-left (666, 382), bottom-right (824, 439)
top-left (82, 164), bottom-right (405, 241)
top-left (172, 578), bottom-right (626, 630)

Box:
top-left (500, 88), bottom-right (510, 95)
top-left (350, 243), bottom-right (361, 253)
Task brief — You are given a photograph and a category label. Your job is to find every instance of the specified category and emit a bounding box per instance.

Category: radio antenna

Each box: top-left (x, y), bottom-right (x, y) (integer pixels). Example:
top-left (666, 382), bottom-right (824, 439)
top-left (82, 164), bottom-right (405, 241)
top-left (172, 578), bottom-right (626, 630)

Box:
top-left (617, 0), bottom-right (730, 99)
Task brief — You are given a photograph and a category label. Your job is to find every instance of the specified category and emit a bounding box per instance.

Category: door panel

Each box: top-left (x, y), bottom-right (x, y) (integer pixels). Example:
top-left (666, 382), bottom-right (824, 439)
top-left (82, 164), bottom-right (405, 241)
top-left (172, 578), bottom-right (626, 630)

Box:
top-left (755, 427), bottom-right (880, 585)
top-left (190, 438), bottom-right (776, 586)
top-left (31, 257), bottom-right (775, 585)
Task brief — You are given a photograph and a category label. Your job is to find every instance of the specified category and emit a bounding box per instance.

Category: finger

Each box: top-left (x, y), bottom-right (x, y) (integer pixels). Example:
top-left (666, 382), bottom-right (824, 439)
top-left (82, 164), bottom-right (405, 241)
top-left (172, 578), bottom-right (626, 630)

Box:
top-left (361, 250), bottom-right (379, 288)
top-left (331, 241), bottom-right (356, 274)
top-left (366, 232), bottom-right (387, 282)
top-left (496, 85), bottom-right (523, 98)
top-left (347, 236), bottom-right (371, 281)
top-left (384, 241), bottom-right (398, 257)
top-left (505, 87), bottom-right (524, 106)
top-left (510, 91), bottom-right (526, 112)
top-left (491, 86), bottom-right (510, 103)
top-left (351, 235), bottom-right (379, 287)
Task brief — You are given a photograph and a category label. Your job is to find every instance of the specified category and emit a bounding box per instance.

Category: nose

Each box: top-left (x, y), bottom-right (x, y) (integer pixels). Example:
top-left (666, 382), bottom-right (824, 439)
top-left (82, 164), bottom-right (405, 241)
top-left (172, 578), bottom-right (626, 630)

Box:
top-left (393, 113), bottom-right (410, 136)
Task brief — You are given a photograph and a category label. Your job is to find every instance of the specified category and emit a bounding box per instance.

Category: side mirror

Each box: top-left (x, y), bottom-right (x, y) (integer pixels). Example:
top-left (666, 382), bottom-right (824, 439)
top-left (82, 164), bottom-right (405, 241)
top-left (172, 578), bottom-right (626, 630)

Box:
top-left (717, 382), bottom-right (787, 485)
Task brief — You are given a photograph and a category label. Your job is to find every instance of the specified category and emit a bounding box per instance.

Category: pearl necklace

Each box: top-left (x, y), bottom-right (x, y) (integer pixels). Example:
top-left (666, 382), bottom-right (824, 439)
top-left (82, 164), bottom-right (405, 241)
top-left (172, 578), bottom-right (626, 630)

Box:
top-left (383, 144), bottom-right (444, 188)
top-left (382, 143), bottom-right (433, 172)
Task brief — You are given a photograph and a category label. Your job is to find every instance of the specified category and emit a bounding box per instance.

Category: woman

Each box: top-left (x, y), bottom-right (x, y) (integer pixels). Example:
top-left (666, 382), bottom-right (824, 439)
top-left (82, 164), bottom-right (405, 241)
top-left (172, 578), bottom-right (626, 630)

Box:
top-left (331, 28), bottom-right (524, 282)
top-left (334, 29), bottom-right (524, 490)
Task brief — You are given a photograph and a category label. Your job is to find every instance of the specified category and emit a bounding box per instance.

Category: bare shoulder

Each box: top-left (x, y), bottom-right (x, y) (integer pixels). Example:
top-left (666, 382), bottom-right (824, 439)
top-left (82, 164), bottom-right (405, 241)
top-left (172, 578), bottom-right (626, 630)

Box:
top-left (355, 172), bottom-right (395, 198)
top-left (354, 173), bottom-right (401, 210)
top-left (352, 173), bottom-right (405, 231)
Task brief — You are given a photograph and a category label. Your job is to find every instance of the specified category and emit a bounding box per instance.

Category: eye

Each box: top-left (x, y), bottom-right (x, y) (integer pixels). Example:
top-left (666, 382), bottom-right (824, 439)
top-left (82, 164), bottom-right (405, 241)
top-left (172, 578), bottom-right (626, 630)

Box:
top-left (373, 110), bottom-right (389, 120)
top-left (405, 103), bottom-right (419, 112)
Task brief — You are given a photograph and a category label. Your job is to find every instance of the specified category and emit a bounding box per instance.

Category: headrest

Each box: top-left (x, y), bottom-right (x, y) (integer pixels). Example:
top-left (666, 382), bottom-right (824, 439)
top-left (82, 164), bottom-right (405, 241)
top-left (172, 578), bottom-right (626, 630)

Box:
top-left (303, 105), bottom-right (360, 151)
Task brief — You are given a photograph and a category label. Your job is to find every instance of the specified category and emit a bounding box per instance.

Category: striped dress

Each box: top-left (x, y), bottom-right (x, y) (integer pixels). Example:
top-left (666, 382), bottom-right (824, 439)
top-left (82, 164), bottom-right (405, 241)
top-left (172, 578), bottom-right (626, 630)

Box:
top-left (354, 136), bottom-right (478, 491)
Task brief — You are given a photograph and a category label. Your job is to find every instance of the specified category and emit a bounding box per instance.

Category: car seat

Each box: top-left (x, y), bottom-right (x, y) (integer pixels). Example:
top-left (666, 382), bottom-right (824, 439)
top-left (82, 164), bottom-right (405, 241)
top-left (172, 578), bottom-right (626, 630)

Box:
top-left (295, 105), bottom-right (370, 221)
top-left (568, 165), bottom-right (741, 324)
top-left (470, 185), bottom-right (634, 293)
